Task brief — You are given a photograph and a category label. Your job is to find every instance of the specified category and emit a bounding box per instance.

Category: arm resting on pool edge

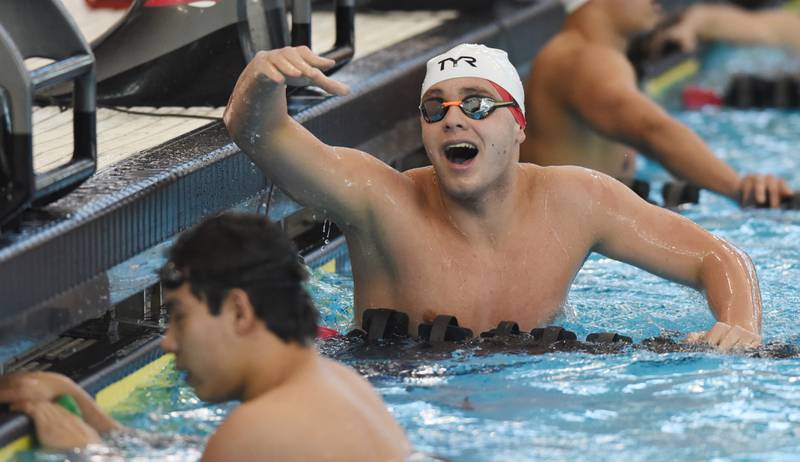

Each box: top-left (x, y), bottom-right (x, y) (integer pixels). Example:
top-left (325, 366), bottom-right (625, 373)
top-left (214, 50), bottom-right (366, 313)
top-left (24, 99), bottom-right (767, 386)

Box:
top-left (0, 372), bottom-right (125, 446)
top-left (659, 5), bottom-right (800, 53)
top-left (582, 170), bottom-right (763, 349)
top-left (566, 47), bottom-right (792, 208)
top-left (11, 400), bottom-right (102, 450)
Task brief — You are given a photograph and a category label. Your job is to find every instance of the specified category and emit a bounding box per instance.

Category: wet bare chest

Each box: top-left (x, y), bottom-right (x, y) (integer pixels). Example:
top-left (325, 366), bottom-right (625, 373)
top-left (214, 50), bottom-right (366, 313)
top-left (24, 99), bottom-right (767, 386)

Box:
top-left (370, 231), bottom-right (587, 330)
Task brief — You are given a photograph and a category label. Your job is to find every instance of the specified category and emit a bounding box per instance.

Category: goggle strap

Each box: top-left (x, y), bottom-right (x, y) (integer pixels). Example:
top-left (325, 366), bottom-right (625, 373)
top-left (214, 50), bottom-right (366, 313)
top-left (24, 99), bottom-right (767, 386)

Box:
top-left (488, 81), bottom-right (526, 129)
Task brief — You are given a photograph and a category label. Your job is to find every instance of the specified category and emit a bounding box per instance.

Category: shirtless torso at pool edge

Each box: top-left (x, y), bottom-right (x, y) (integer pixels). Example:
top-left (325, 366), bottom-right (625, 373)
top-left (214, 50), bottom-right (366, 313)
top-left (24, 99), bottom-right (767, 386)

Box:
top-left (521, 0), bottom-right (794, 208)
top-left (224, 43), bottom-right (762, 351)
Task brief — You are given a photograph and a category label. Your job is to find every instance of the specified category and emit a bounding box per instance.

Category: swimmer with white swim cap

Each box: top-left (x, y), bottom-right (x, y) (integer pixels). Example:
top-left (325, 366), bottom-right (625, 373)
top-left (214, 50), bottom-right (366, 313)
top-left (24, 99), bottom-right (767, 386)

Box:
top-left (420, 43), bottom-right (526, 129)
top-left (522, 0), bottom-right (793, 208)
top-left (224, 41), bottom-right (764, 351)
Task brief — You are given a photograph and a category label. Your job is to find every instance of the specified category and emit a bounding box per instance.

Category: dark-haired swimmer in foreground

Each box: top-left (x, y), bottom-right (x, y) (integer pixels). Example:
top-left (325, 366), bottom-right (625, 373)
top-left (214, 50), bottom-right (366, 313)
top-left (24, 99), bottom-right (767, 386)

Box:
top-left (0, 214), bottom-right (410, 461)
top-left (225, 43), bottom-right (763, 351)
top-left (521, 0), bottom-right (793, 208)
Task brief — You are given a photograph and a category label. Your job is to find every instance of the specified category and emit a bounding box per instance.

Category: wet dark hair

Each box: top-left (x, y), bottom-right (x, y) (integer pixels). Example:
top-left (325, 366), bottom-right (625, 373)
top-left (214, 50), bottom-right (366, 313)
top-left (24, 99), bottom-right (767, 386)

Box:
top-left (166, 213), bottom-right (318, 345)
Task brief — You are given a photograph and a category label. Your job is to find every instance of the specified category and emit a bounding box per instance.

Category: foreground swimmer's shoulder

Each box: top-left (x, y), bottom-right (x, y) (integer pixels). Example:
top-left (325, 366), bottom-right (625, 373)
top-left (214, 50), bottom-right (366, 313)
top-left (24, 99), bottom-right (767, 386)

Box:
top-left (203, 397), bottom-right (297, 462)
top-left (317, 358), bottom-right (413, 459)
top-left (202, 404), bottom-right (254, 461)
top-left (317, 357), bottom-right (390, 406)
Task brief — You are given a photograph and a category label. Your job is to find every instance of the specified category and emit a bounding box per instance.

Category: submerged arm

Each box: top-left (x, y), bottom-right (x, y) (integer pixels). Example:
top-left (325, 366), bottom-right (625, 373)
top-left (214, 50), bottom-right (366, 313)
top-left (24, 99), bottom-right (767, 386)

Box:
top-left (584, 171), bottom-right (762, 349)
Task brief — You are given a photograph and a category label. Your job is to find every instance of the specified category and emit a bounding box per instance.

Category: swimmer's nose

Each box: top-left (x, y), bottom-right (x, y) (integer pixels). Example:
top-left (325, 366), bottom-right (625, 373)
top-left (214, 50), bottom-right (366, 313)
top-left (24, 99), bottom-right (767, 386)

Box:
top-left (442, 105), bottom-right (467, 130)
top-left (160, 328), bottom-right (177, 354)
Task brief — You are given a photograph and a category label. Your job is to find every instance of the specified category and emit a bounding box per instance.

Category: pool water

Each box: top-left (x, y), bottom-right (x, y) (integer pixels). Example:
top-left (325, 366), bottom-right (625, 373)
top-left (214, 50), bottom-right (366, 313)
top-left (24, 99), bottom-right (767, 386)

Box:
top-left (14, 44), bottom-right (800, 461)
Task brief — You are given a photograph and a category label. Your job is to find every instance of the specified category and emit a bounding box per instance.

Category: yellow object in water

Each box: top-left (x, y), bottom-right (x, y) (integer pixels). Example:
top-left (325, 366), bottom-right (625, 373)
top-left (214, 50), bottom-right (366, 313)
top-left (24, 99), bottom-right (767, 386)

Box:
top-left (0, 436), bottom-right (32, 462)
top-left (96, 353), bottom-right (174, 411)
top-left (320, 259), bottom-right (337, 273)
top-left (645, 59), bottom-right (700, 98)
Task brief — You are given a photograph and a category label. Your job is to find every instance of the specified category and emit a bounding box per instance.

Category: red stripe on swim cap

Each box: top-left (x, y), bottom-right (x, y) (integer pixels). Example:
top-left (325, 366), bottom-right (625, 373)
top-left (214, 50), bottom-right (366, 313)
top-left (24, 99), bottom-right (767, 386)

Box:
top-left (489, 81), bottom-right (526, 129)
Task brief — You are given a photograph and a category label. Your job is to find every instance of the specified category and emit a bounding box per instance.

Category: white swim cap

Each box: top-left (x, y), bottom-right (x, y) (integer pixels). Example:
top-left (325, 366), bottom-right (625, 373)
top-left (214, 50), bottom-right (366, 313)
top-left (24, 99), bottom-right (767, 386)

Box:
top-left (560, 0), bottom-right (591, 14)
top-left (420, 43), bottom-right (525, 116)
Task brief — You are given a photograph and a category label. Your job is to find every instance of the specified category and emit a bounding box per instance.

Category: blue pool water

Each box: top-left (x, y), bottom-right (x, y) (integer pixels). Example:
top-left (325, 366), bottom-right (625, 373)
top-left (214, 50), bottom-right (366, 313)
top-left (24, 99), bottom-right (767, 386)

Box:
top-left (13, 44), bottom-right (800, 461)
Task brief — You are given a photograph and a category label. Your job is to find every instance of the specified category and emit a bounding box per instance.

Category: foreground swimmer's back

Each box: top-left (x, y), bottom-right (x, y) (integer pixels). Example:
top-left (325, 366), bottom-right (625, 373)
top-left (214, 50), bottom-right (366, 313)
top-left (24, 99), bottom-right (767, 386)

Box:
top-left (204, 357), bottom-right (408, 462)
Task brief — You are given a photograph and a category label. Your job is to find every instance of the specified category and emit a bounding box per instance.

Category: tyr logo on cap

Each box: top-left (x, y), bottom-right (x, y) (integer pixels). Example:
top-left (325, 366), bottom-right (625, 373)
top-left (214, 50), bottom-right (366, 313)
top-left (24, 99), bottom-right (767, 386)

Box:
top-left (437, 56), bottom-right (478, 71)
top-left (422, 43), bottom-right (526, 118)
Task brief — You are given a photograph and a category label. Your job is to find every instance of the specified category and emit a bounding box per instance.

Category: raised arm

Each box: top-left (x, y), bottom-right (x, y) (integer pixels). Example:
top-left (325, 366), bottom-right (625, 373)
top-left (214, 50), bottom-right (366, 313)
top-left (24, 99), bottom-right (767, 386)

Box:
top-left (567, 48), bottom-right (792, 207)
top-left (579, 170), bottom-right (762, 350)
top-left (223, 46), bottom-right (411, 225)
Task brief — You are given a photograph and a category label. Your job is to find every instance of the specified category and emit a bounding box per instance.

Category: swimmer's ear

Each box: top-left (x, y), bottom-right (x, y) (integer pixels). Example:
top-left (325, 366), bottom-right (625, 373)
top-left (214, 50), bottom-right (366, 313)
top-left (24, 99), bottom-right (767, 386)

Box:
top-left (515, 124), bottom-right (526, 145)
top-left (226, 289), bottom-right (259, 334)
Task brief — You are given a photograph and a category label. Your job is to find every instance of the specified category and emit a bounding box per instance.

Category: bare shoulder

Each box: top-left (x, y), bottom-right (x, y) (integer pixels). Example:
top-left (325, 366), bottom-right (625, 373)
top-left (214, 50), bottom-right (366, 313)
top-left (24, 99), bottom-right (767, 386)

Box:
top-left (532, 34), bottom-right (634, 104)
top-left (537, 33), bottom-right (629, 75)
top-left (202, 397), bottom-right (293, 462)
top-left (201, 403), bottom-right (259, 461)
top-left (524, 163), bottom-right (612, 193)
top-left (318, 357), bottom-right (379, 395)
top-left (526, 164), bottom-right (636, 212)
top-left (314, 358), bottom-right (400, 422)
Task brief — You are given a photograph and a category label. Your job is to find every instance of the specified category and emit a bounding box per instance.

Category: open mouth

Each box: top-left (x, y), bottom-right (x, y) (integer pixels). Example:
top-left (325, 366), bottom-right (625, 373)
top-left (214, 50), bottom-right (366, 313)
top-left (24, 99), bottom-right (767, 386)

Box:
top-left (444, 142), bottom-right (479, 165)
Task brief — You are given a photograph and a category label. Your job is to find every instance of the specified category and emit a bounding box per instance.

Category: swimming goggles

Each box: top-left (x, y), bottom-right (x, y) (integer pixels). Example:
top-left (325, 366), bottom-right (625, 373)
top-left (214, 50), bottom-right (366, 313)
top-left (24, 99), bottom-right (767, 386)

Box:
top-left (419, 95), bottom-right (518, 123)
top-left (158, 257), bottom-right (304, 290)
